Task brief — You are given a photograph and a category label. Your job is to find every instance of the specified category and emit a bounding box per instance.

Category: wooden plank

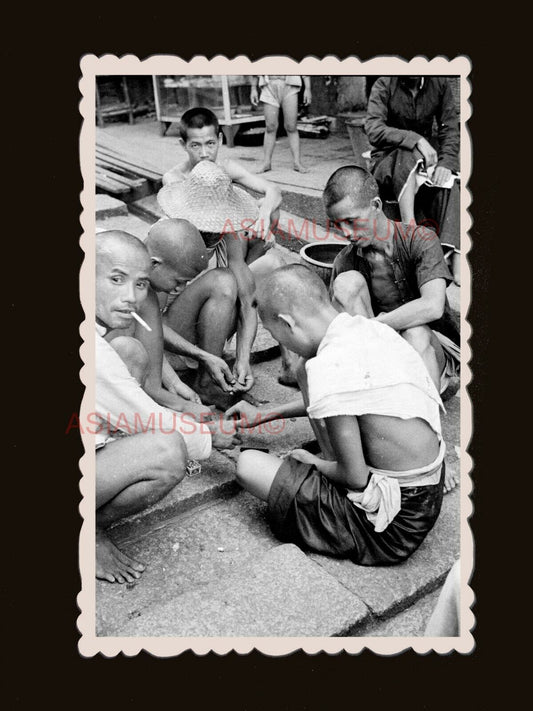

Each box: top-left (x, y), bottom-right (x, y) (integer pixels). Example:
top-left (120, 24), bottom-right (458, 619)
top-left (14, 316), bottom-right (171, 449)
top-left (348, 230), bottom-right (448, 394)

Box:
top-left (95, 173), bottom-right (130, 195)
top-left (95, 167), bottom-right (146, 189)
top-left (96, 146), bottom-right (162, 181)
top-left (96, 156), bottom-right (147, 182)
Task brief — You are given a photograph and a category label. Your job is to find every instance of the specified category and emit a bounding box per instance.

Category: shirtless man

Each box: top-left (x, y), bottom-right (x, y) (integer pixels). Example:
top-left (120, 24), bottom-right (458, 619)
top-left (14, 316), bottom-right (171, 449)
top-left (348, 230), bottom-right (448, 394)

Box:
top-left (138, 218), bottom-right (241, 409)
top-left (162, 107), bottom-right (281, 245)
top-left (226, 266), bottom-right (447, 564)
top-left (95, 231), bottom-right (212, 583)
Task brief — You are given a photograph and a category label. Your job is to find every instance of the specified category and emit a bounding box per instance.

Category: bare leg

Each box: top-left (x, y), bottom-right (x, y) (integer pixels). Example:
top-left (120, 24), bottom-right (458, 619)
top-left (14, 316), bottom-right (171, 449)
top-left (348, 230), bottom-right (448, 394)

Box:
top-left (236, 449), bottom-right (284, 501)
top-left (109, 336), bottom-right (149, 386)
top-left (398, 169), bottom-right (419, 224)
top-left (281, 91), bottom-right (307, 172)
top-left (424, 560), bottom-right (460, 636)
top-left (258, 102), bottom-right (279, 172)
top-left (164, 268), bottom-right (238, 400)
top-left (331, 271), bottom-right (374, 317)
top-left (96, 430), bottom-right (186, 583)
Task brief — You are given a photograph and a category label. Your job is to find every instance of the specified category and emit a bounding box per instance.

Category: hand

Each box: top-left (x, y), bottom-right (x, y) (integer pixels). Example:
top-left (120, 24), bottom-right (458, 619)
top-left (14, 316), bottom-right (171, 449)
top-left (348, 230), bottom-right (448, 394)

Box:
top-left (303, 87), bottom-right (312, 106)
top-left (416, 137), bottom-right (438, 170)
top-left (224, 400), bottom-right (262, 428)
top-left (207, 419), bottom-right (242, 450)
top-left (250, 86), bottom-right (259, 107)
top-left (203, 353), bottom-right (238, 393)
top-left (432, 165), bottom-right (452, 188)
top-left (251, 207), bottom-right (275, 244)
top-left (183, 401), bottom-right (216, 422)
top-left (289, 448), bottom-right (321, 466)
top-left (232, 360), bottom-right (254, 392)
top-left (167, 378), bottom-right (202, 405)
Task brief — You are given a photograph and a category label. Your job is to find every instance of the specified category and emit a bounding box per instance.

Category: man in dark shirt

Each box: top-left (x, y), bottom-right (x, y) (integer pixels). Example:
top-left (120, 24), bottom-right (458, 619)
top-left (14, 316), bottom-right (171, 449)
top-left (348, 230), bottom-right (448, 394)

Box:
top-left (365, 76), bottom-right (460, 284)
top-left (324, 166), bottom-right (459, 381)
top-left (324, 166), bottom-right (459, 493)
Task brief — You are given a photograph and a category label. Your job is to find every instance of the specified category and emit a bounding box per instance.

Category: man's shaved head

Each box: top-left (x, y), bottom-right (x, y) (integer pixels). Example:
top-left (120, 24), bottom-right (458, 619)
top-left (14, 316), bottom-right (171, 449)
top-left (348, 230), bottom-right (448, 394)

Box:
top-left (95, 230), bottom-right (151, 330)
top-left (255, 265), bottom-right (335, 358)
top-left (145, 219), bottom-right (209, 281)
top-left (323, 165), bottom-right (379, 210)
top-left (96, 230), bottom-right (149, 266)
top-left (256, 264), bottom-right (329, 320)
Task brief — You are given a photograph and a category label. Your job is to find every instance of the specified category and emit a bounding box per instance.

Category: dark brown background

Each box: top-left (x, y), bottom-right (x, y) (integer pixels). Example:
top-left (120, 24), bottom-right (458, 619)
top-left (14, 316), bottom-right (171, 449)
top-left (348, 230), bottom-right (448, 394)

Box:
top-left (6, 11), bottom-right (501, 709)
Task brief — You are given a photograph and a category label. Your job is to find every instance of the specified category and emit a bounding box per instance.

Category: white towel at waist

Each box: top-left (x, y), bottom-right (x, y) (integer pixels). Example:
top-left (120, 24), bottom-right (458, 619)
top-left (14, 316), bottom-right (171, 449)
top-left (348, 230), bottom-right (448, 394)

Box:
top-left (346, 438), bottom-right (446, 532)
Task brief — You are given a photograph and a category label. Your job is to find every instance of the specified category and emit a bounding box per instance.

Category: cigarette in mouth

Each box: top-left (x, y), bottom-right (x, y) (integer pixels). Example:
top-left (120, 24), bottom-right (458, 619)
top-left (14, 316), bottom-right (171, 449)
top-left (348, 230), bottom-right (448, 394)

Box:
top-left (131, 311), bottom-right (152, 332)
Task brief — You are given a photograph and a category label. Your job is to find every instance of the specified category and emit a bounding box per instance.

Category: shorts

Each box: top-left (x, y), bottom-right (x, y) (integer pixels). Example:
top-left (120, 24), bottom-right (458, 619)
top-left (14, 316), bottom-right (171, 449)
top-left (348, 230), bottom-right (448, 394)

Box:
top-left (260, 79), bottom-right (300, 108)
top-left (267, 456), bottom-right (445, 566)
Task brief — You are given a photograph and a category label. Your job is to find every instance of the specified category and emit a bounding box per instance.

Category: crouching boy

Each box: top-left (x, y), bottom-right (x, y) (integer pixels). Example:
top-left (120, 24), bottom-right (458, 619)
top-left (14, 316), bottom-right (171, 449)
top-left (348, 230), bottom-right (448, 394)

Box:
top-left (227, 265), bottom-right (447, 565)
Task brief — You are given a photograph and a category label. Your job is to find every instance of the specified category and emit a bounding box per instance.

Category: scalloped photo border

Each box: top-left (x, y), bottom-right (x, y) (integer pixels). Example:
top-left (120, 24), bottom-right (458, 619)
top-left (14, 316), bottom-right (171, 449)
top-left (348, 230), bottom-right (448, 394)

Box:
top-left (78, 54), bottom-right (474, 657)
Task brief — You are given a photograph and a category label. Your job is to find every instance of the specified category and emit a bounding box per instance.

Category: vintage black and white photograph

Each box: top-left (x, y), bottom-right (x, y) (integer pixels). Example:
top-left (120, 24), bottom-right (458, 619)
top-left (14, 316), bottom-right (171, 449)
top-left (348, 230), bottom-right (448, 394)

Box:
top-left (77, 56), bottom-right (473, 656)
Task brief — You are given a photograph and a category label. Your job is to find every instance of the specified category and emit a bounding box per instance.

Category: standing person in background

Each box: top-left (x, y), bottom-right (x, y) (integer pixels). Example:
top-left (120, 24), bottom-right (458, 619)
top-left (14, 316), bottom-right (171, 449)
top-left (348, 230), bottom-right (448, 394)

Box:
top-left (250, 76), bottom-right (312, 174)
top-left (365, 76), bottom-right (461, 285)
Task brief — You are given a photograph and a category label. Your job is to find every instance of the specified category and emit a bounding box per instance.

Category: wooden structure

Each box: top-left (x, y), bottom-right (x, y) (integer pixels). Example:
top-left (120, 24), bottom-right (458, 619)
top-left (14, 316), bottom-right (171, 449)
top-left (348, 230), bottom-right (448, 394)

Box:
top-left (96, 76), bottom-right (154, 127)
top-left (95, 134), bottom-right (163, 202)
top-left (152, 75), bottom-right (264, 147)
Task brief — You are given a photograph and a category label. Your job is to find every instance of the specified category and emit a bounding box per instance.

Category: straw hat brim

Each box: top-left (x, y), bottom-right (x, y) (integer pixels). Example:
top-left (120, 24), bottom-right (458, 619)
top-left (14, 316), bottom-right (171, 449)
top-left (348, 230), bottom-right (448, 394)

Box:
top-left (157, 181), bottom-right (259, 233)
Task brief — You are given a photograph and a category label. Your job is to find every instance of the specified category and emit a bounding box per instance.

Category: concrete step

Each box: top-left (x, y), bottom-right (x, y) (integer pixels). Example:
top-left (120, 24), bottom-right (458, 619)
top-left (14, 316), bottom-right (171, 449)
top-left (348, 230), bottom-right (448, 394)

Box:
top-left (107, 450), bottom-right (239, 542)
top-left (354, 586), bottom-right (443, 637)
top-left (95, 212), bottom-right (152, 241)
top-left (97, 484), bottom-right (460, 637)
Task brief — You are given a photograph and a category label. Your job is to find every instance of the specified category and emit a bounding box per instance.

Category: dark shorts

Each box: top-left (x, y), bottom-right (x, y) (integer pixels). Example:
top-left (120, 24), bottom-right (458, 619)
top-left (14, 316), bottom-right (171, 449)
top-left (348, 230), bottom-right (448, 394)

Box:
top-left (267, 456), bottom-right (445, 566)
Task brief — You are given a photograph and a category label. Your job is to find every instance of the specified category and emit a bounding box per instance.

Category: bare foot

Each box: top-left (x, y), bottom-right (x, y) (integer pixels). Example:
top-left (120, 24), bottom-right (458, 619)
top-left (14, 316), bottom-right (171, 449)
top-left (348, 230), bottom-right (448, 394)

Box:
top-left (443, 469), bottom-right (459, 494)
top-left (294, 163), bottom-right (309, 173)
top-left (256, 164), bottom-right (272, 174)
top-left (278, 365), bottom-right (299, 387)
top-left (96, 531), bottom-right (145, 584)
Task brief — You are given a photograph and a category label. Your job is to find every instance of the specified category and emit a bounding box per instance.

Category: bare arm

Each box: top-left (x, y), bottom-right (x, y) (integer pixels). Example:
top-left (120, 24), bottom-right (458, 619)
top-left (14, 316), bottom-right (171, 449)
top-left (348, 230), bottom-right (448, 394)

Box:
top-left (225, 158), bottom-right (281, 240)
top-left (375, 279), bottom-right (446, 331)
top-left (224, 396), bottom-right (306, 427)
top-left (136, 290), bottom-right (202, 412)
top-left (324, 415), bottom-right (370, 490)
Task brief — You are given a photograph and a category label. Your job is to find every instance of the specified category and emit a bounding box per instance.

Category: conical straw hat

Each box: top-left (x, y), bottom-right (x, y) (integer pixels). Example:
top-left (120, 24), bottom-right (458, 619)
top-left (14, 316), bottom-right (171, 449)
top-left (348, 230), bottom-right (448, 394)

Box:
top-left (157, 160), bottom-right (259, 233)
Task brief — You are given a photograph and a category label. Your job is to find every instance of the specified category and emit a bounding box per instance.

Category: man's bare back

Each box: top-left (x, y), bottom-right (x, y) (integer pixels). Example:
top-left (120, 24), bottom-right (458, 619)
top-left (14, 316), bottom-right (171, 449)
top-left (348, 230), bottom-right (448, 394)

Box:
top-left (358, 413), bottom-right (440, 472)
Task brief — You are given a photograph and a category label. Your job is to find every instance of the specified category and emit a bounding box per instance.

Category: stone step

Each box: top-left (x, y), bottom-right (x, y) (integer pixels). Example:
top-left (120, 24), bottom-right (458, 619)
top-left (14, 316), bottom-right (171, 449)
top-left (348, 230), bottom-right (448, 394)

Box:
top-left (118, 543), bottom-right (369, 638)
top-left (354, 586), bottom-right (443, 637)
top-left (95, 212), bottom-right (152, 241)
top-left (97, 483), bottom-right (460, 637)
top-left (107, 450), bottom-right (239, 542)
top-left (95, 194), bottom-right (129, 219)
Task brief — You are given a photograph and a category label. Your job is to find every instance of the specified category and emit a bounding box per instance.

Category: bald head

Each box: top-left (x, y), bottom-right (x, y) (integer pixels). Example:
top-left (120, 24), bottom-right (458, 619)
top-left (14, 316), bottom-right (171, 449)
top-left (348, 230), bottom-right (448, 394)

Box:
top-left (95, 231), bottom-right (151, 330)
top-left (96, 229), bottom-right (149, 267)
top-left (323, 165), bottom-right (379, 211)
top-left (256, 264), bottom-right (329, 320)
top-left (146, 219), bottom-right (209, 281)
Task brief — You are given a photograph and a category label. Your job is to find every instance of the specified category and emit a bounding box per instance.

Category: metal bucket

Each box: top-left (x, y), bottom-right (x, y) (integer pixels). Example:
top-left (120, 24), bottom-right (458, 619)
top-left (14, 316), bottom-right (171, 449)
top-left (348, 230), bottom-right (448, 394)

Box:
top-left (299, 242), bottom-right (347, 284)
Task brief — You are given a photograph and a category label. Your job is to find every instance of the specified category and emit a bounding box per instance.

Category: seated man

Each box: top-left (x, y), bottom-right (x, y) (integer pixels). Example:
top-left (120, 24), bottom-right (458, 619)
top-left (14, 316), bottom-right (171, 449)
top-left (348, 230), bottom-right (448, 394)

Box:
top-left (365, 76), bottom-right (460, 284)
top-left (141, 218), bottom-right (241, 409)
top-left (226, 265), bottom-right (447, 565)
top-left (324, 166), bottom-right (460, 413)
top-left (95, 231), bottom-right (214, 584)
top-left (158, 160), bottom-right (297, 390)
top-left (162, 107), bottom-right (281, 248)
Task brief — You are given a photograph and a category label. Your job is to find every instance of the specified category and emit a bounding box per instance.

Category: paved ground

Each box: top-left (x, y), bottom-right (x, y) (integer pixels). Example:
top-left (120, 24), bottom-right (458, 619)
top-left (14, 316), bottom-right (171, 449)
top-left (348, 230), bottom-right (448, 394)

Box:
top-left (94, 119), bottom-right (463, 639)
